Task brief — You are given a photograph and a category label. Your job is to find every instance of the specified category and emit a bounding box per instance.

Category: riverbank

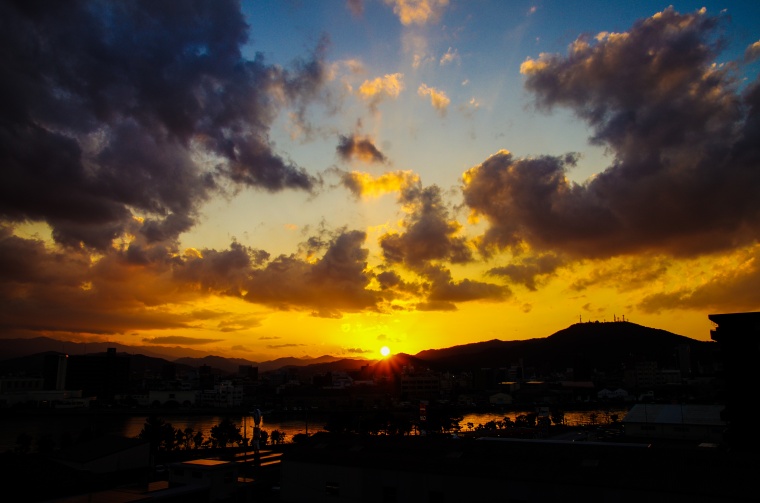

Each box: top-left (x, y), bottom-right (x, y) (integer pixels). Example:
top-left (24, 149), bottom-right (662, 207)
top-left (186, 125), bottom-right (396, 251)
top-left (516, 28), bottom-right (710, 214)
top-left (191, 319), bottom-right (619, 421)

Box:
top-left (0, 401), bottom-right (635, 419)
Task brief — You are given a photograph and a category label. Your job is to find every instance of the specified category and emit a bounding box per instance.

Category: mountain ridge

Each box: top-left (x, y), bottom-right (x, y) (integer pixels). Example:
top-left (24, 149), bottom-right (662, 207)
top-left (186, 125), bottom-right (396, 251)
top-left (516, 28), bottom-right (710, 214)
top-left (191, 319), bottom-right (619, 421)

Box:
top-left (0, 321), bottom-right (718, 377)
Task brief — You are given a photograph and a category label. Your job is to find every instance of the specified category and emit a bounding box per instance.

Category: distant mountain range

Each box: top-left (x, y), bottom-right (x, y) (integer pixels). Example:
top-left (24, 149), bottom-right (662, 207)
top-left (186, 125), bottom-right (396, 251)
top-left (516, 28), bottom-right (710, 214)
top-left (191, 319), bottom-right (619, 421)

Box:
top-left (0, 321), bottom-right (720, 378)
top-left (0, 336), bottom-right (353, 374)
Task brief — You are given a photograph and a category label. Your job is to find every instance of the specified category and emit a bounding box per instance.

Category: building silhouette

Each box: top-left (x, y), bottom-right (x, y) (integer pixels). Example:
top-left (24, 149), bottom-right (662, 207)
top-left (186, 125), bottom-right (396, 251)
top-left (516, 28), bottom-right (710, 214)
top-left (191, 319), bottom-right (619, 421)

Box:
top-left (66, 348), bottom-right (130, 402)
top-left (708, 311), bottom-right (760, 452)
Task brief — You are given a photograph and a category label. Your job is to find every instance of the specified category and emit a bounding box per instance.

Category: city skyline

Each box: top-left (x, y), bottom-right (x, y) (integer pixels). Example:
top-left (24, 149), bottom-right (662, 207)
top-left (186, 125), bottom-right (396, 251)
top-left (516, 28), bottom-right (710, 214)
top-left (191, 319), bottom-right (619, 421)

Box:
top-left (1, 0), bottom-right (760, 361)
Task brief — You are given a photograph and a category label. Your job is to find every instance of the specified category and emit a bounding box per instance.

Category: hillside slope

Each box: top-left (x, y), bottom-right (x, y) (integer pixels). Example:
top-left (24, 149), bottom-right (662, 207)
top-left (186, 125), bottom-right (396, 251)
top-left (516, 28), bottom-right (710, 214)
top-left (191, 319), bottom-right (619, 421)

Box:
top-left (413, 321), bottom-right (718, 376)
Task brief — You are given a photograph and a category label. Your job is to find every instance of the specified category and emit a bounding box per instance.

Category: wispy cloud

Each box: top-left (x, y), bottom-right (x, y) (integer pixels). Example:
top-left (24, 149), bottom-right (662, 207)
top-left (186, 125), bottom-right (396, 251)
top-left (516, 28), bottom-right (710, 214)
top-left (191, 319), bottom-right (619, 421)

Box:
top-left (417, 84), bottom-right (450, 116)
top-left (385, 0), bottom-right (449, 26)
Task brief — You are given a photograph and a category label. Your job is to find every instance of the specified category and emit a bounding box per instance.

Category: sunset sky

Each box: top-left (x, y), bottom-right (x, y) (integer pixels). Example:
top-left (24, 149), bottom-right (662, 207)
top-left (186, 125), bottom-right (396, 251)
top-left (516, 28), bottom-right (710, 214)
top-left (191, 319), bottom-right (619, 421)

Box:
top-left (2, 0), bottom-right (760, 362)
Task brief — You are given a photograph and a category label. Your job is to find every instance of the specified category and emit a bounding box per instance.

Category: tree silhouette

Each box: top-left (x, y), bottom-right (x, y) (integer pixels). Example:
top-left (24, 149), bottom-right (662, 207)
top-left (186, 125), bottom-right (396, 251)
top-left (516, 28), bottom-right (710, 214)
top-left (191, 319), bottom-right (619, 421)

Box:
top-left (550, 409), bottom-right (565, 426)
top-left (138, 415), bottom-right (175, 454)
top-left (210, 417), bottom-right (242, 448)
top-left (192, 429), bottom-right (205, 449)
top-left (180, 427), bottom-right (195, 450)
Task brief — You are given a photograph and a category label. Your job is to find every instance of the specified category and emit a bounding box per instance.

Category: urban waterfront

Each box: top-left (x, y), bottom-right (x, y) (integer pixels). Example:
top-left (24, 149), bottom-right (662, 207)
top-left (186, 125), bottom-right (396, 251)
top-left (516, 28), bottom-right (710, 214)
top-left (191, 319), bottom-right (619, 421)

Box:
top-left (0, 406), bottom-right (631, 453)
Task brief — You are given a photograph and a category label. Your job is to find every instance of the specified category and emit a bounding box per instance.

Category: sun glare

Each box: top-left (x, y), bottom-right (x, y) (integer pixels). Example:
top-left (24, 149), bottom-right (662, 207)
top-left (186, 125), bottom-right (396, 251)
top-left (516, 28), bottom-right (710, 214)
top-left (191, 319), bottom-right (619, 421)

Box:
top-left (380, 346), bottom-right (391, 357)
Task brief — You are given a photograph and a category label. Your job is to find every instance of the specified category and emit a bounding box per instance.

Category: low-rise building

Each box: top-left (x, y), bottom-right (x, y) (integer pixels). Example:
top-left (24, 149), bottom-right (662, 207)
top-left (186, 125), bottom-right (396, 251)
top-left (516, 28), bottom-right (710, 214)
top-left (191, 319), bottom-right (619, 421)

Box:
top-left (50, 434), bottom-right (150, 474)
top-left (279, 434), bottom-right (751, 502)
top-left (622, 403), bottom-right (725, 443)
top-left (167, 458), bottom-right (239, 502)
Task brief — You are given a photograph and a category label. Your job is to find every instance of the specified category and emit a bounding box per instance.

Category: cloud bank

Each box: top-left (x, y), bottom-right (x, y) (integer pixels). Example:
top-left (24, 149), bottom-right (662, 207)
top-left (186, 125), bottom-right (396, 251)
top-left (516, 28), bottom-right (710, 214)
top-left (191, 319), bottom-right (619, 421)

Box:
top-left (465, 7), bottom-right (760, 263)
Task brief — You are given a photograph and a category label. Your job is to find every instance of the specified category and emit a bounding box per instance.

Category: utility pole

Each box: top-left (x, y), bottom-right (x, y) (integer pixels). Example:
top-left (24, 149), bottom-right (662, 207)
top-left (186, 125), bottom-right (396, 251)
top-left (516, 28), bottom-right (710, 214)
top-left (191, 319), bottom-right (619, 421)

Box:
top-left (252, 408), bottom-right (262, 468)
top-left (243, 414), bottom-right (248, 474)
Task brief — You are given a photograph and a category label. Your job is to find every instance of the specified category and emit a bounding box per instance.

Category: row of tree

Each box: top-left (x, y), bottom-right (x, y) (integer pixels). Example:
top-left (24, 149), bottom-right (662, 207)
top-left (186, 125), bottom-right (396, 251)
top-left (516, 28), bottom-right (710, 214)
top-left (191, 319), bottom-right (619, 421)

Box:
top-left (10, 415), bottom-right (288, 455)
top-left (12, 409), bottom-right (621, 455)
top-left (137, 415), bottom-right (287, 454)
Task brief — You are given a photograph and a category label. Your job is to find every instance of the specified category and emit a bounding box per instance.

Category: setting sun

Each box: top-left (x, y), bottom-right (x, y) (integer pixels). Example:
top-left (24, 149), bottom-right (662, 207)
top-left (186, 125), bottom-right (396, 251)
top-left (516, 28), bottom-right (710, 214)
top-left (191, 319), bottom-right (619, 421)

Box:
top-left (380, 346), bottom-right (391, 357)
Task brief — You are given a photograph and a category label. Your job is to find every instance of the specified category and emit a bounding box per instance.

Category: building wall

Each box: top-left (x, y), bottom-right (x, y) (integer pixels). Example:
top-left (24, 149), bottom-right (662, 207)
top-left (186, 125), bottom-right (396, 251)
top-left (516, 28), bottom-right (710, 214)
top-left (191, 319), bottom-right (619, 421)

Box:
top-left (168, 460), bottom-right (238, 502)
top-left (709, 311), bottom-right (760, 452)
top-left (625, 422), bottom-right (724, 443)
top-left (66, 348), bottom-right (130, 400)
top-left (149, 389), bottom-right (198, 406)
top-left (279, 453), bottom-right (740, 503)
top-left (57, 443), bottom-right (150, 474)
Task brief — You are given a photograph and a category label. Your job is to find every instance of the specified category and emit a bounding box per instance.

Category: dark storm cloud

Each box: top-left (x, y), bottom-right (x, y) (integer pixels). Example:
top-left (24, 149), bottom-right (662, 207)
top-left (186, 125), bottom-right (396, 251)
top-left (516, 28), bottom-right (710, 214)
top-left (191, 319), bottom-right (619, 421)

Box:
top-left (422, 265), bottom-right (509, 304)
top-left (336, 134), bottom-right (387, 164)
top-left (376, 270), bottom-right (422, 295)
top-left (0, 228), bottom-right (200, 336)
top-left (380, 183), bottom-right (473, 269)
top-left (142, 336), bottom-right (222, 345)
top-left (465, 7), bottom-right (760, 260)
top-left (242, 229), bottom-right (382, 317)
top-left (404, 265), bottom-right (512, 311)
top-left (173, 241), bottom-right (267, 296)
top-left (487, 253), bottom-right (564, 291)
top-left (638, 247), bottom-right (760, 313)
top-left (415, 300), bottom-right (457, 311)
top-left (569, 256), bottom-right (671, 293)
top-left (463, 151), bottom-right (610, 255)
top-left (174, 230), bottom-right (384, 317)
top-left (346, 347), bottom-right (373, 354)
top-left (0, 226), bottom-right (389, 337)
top-left (0, 0), bottom-right (324, 250)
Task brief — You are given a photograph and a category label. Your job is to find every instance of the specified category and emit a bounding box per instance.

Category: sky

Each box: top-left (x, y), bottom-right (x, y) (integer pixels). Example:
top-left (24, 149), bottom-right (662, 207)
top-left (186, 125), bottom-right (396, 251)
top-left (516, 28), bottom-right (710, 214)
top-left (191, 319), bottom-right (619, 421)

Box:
top-left (1, 0), bottom-right (760, 362)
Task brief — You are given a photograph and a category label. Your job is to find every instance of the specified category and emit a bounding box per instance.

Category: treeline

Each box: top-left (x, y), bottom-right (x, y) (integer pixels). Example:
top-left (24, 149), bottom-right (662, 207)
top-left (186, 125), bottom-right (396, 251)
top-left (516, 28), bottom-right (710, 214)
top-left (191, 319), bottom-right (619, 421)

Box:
top-left (8, 414), bottom-right (287, 456)
top-left (136, 414), bottom-right (286, 454)
top-left (9, 409), bottom-right (624, 455)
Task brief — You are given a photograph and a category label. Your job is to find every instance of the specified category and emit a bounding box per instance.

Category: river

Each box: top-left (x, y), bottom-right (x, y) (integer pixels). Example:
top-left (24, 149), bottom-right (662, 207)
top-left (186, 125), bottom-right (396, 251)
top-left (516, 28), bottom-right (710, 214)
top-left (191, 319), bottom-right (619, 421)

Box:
top-left (0, 406), bottom-right (631, 453)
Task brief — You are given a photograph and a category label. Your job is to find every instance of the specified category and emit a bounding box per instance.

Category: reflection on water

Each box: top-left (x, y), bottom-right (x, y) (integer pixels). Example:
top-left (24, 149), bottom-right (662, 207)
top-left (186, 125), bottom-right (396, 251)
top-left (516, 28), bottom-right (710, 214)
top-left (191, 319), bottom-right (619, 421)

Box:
top-left (460, 408), bottom-right (630, 429)
top-left (0, 413), bottom-right (324, 452)
top-left (117, 415), bottom-right (318, 442)
top-left (0, 406), bottom-right (631, 452)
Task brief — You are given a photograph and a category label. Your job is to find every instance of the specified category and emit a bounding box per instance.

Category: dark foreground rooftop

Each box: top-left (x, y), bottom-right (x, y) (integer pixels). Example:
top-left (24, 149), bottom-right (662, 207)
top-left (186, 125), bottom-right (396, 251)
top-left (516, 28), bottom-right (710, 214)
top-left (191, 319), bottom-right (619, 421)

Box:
top-left (279, 433), bottom-right (757, 502)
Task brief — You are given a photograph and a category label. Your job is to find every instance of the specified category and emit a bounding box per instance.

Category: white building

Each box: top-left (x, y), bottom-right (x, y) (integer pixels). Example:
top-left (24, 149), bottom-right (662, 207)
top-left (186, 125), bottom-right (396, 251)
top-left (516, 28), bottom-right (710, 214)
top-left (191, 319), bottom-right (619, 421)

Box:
top-left (622, 403), bottom-right (726, 444)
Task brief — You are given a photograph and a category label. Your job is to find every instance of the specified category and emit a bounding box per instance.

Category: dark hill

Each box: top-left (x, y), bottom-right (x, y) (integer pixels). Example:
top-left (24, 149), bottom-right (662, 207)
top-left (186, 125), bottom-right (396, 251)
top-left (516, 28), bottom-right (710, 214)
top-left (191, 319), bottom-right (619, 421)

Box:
top-left (0, 321), bottom-right (720, 379)
top-left (371, 353), bottom-right (427, 376)
top-left (278, 358), bottom-right (379, 377)
top-left (413, 321), bottom-right (718, 376)
top-left (175, 354), bottom-right (350, 374)
top-left (174, 355), bottom-right (259, 374)
top-left (0, 350), bottom-right (198, 378)
top-left (0, 337), bottom-right (181, 360)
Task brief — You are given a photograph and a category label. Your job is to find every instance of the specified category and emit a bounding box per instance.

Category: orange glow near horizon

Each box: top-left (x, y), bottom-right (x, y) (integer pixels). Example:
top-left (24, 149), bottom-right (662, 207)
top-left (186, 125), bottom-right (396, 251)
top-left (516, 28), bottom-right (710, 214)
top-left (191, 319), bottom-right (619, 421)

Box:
top-left (2, 3), bottom-right (755, 367)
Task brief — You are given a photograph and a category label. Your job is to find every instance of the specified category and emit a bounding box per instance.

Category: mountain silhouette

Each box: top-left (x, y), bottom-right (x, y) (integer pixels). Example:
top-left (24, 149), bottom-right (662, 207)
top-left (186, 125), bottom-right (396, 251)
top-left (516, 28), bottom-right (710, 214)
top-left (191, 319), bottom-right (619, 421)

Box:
top-left (412, 321), bottom-right (718, 376)
top-left (175, 354), bottom-right (345, 374)
top-left (0, 321), bottom-right (719, 378)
